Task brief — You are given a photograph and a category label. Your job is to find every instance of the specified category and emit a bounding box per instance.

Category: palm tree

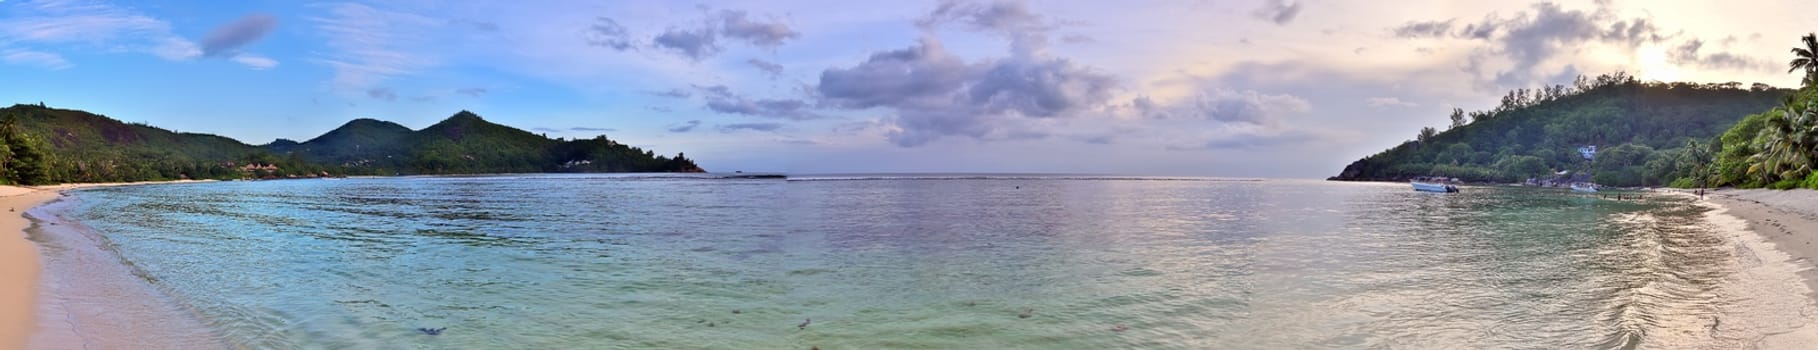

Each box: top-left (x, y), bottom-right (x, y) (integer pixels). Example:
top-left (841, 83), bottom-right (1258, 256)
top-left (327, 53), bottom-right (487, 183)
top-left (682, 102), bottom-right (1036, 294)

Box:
top-left (1792, 33), bottom-right (1818, 87)
top-left (1749, 100), bottom-right (1818, 183)
top-left (1682, 138), bottom-right (1714, 188)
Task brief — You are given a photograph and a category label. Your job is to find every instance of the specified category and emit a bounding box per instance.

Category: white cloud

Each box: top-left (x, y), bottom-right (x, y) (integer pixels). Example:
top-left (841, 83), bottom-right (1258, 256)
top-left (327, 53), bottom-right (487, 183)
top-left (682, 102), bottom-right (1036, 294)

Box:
top-left (308, 2), bottom-right (440, 89)
top-left (231, 54), bottom-right (279, 70)
top-left (148, 37), bottom-right (202, 61)
top-left (2, 49), bottom-right (71, 69)
top-left (1365, 97), bottom-right (1417, 107)
top-left (0, 0), bottom-right (201, 62)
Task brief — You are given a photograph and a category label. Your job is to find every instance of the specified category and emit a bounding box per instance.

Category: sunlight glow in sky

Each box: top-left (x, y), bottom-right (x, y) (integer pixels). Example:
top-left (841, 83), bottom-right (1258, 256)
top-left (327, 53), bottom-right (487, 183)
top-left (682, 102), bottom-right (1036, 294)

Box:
top-left (1, 0), bottom-right (1812, 176)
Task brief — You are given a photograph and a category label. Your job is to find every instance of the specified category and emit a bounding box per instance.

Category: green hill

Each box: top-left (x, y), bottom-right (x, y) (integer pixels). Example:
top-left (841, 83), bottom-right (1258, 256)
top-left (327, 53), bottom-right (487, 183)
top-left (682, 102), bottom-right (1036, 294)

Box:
top-left (389, 111), bottom-right (556, 173)
top-left (1329, 73), bottom-right (1789, 187)
top-left (266, 118), bottom-right (414, 164)
top-left (0, 104), bottom-right (703, 184)
top-left (269, 110), bottom-right (703, 175)
top-left (1, 103), bottom-right (272, 182)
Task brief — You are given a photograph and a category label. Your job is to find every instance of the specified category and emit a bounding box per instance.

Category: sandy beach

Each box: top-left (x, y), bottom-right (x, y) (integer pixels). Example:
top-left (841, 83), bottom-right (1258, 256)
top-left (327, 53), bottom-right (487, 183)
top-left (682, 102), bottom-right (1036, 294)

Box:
top-left (0, 186), bottom-right (63, 350)
top-left (1704, 189), bottom-right (1818, 300)
top-left (0, 180), bottom-right (214, 350)
top-left (1681, 188), bottom-right (1818, 348)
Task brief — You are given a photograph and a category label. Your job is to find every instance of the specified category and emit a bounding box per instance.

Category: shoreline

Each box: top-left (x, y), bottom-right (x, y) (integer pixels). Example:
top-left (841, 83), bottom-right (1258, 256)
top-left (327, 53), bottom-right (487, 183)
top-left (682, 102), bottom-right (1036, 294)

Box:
top-left (8, 180), bottom-right (1818, 348)
top-left (1700, 189), bottom-right (1818, 303)
top-left (1684, 191), bottom-right (1818, 348)
top-left (0, 180), bottom-right (214, 350)
top-left (0, 187), bottom-right (64, 350)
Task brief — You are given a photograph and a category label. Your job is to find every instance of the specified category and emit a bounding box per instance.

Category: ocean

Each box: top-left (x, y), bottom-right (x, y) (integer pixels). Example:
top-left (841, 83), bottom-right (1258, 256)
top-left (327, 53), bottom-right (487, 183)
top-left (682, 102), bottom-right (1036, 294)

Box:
top-left (25, 174), bottom-right (1817, 349)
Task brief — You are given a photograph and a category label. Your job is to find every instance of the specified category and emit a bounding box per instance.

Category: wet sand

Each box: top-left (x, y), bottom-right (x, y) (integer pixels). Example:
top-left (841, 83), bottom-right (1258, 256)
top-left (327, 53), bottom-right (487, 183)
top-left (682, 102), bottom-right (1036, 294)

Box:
top-left (0, 181), bottom-right (214, 350)
top-left (25, 197), bottom-right (225, 350)
top-left (1691, 189), bottom-right (1818, 348)
top-left (0, 187), bottom-right (62, 350)
top-left (1703, 189), bottom-right (1818, 301)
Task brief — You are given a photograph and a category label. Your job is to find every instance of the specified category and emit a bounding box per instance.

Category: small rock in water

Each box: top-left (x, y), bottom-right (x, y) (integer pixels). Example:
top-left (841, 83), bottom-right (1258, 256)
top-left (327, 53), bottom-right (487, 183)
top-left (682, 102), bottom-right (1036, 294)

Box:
top-left (417, 327), bottom-right (445, 336)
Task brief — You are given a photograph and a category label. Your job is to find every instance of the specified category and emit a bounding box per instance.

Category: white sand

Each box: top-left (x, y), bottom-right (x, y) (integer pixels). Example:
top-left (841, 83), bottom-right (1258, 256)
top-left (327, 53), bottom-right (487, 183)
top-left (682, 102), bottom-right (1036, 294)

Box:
top-left (1705, 189), bottom-right (1818, 298)
top-left (0, 180), bottom-right (214, 350)
top-left (1690, 189), bottom-right (1818, 348)
top-left (0, 187), bottom-right (60, 350)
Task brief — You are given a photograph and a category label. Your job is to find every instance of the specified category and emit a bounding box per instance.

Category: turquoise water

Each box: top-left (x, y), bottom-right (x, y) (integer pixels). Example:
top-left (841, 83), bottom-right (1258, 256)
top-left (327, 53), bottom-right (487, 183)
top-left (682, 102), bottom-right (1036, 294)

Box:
top-left (44, 175), bottom-right (1769, 348)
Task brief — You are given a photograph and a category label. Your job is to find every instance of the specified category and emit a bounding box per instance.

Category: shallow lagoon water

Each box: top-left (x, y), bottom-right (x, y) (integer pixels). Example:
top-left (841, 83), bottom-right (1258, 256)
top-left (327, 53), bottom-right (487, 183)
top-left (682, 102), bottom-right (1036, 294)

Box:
top-left (47, 175), bottom-right (1802, 348)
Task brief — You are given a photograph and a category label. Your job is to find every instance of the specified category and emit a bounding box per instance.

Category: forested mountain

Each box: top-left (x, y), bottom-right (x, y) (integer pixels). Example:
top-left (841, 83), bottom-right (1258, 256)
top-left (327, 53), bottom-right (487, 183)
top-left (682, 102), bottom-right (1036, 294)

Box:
top-left (265, 110), bottom-right (703, 175)
top-left (0, 104), bottom-right (702, 185)
top-left (1, 103), bottom-right (277, 182)
top-left (1330, 73), bottom-right (1790, 187)
top-left (265, 118), bottom-right (413, 163)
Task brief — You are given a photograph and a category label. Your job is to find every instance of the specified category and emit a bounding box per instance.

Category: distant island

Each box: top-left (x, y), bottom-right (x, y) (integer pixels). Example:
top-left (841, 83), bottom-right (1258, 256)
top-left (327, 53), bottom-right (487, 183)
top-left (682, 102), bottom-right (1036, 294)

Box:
top-left (0, 105), bottom-right (702, 185)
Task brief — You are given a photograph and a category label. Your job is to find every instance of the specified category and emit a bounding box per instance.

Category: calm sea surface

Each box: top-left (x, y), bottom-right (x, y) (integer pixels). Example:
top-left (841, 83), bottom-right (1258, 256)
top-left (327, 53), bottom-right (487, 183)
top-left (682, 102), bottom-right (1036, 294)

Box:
top-left (35, 175), bottom-right (1799, 348)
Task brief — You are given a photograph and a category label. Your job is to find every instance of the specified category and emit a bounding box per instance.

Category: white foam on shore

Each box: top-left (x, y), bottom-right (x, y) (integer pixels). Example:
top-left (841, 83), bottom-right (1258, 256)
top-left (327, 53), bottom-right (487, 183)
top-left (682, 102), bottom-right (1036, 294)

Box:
top-left (1695, 199), bottom-right (1818, 349)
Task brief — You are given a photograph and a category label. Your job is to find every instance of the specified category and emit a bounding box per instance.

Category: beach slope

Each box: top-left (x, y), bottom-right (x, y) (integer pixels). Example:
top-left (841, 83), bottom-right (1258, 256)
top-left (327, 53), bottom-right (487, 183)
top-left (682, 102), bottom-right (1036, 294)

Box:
top-left (1706, 189), bottom-right (1818, 297)
top-left (0, 187), bottom-right (62, 350)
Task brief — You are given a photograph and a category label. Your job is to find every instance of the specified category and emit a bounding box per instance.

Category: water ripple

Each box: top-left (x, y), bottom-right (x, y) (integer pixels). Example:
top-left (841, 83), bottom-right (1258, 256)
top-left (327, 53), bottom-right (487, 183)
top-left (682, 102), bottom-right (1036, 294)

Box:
top-left (52, 178), bottom-right (1804, 349)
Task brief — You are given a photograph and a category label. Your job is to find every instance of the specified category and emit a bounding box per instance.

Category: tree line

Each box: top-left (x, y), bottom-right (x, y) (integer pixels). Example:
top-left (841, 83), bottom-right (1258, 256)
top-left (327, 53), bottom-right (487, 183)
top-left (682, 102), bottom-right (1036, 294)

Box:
top-left (0, 106), bottom-right (702, 185)
top-left (1336, 71), bottom-right (1786, 186)
top-left (1686, 33), bottom-right (1818, 189)
top-left (1338, 32), bottom-right (1818, 190)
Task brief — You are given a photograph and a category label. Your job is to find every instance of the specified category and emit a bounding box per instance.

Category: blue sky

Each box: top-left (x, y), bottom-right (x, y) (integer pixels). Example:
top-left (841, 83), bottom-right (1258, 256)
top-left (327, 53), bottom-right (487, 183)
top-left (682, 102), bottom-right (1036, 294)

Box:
top-left (1, 0), bottom-right (1811, 176)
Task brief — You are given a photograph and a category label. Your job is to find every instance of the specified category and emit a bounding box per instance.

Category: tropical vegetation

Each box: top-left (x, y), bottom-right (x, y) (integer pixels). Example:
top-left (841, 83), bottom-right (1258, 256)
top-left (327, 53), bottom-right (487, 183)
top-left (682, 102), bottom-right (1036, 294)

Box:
top-left (0, 104), bottom-right (701, 185)
top-left (1330, 73), bottom-right (1788, 187)
top-left (1335, 32), bottom-right (1818, 190)
top-left (1680, 32), bottom-right (1818, 189)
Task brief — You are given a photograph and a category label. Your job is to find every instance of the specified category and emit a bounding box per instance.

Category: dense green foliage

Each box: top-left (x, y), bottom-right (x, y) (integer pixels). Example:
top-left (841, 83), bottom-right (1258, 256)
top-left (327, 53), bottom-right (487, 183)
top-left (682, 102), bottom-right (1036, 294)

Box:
top-left (1341, 33), bottom-right (1818, 190)
top-left (1669, 32), bottom-right (1818, 190)
top-left (0, 103), bottom-right (294, 183)
top-left (1331, 73), bottom-right (1790, 187)
top-left (1695, 86), bottom-right (1818, 189)
top-left (0, 104), bottom-right (702, 184)
top-left (265, 118), bottom-right (413, 166)
top-left (0, 113), bottom-right (53, 185)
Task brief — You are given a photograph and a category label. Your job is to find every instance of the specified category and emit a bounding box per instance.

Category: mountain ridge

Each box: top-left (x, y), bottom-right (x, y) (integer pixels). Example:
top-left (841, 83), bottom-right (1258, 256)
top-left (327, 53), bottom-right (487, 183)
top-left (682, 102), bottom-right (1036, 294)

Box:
top-left (0, 104), bottom-right (702, 184)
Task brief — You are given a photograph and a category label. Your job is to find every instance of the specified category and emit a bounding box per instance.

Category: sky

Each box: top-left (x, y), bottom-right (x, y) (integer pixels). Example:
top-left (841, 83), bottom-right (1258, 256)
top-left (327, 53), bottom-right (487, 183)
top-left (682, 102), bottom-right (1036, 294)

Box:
top-left (1, 0), bottom-right (1813, 177)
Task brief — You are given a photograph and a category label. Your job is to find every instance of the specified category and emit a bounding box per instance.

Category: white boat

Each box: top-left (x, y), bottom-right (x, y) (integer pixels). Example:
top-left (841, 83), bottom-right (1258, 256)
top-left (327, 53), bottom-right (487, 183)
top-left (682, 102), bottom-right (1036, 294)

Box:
top-left (1570, 182), bottom-right (1598, 193)
top-left (1411, 177), bottom-right (1459, 193)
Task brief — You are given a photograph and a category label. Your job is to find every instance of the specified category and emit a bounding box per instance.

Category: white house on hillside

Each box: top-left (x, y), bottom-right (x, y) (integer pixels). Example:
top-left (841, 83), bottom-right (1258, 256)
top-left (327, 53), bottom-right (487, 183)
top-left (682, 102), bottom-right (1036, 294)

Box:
top-left (1577, 145), bottom-right (1596, 161)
